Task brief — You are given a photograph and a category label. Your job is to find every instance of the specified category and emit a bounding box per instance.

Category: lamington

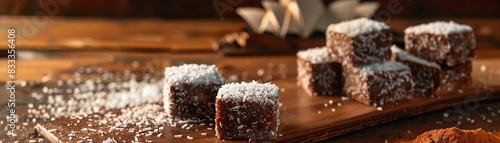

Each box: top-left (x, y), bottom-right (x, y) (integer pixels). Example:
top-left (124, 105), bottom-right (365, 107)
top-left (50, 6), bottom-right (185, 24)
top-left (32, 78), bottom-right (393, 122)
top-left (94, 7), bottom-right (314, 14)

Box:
top-left (343, 61), bottom-right (414, 106)
top-left (297, 46), bottom-right (343, 96)
top-left (392, 45), bottom-right (441, 97)
top-left (404, 21), bottom-right (475, 67)
top-left (405, 21), bottom-right (475, 91)
top-left (440, 62), bottom-right (472, 92)
top-left (326, 18), bottom-right (392, 67)
top-left (215, 81), bottom-right (279, 140)
top-left (163, 64), bottom-right (224, 121)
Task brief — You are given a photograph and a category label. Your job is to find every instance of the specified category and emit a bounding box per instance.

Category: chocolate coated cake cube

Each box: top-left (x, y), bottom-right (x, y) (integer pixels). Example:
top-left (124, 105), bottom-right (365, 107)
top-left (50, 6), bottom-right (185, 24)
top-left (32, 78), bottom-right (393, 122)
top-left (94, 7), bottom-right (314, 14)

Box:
top-left (326, 18), bottom-right (392, 67)
top-left (297, 47), bottom-right (343, 96)
top-left (405, 21), bottom-right (476, 67)
top-left (344, 61), bottom-right (414, 106)
top-left (164, 64), bottom-right (224, 121)
top-left (392, 45), bottom-right (441, 97)
top-left (215, 81), bottom-right (279, 140)
top-left (439, 62), bottom-right (472, 92)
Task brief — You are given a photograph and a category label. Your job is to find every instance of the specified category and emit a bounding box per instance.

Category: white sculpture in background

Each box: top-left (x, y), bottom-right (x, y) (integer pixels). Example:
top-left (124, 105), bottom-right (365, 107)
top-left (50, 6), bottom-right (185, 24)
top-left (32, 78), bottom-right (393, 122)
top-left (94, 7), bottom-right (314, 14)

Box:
top-left (236, 0), bottom-right (380, 38)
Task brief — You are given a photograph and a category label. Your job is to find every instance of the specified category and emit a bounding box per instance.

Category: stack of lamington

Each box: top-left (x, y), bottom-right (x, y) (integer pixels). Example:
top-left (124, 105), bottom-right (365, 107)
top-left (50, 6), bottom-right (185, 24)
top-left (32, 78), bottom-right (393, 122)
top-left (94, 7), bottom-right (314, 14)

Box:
top-left (296, 18), bottom-right (475, 107)
top-left (404, 21), bottom-right (475, 92)
top-left (326, 18), bottom-right (414, 106)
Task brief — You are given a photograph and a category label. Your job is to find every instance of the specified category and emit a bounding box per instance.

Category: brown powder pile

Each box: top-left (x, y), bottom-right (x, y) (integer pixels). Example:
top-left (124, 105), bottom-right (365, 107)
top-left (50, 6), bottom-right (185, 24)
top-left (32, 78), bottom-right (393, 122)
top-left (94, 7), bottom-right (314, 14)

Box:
top-left (410, 127), bottom-right (500, 143)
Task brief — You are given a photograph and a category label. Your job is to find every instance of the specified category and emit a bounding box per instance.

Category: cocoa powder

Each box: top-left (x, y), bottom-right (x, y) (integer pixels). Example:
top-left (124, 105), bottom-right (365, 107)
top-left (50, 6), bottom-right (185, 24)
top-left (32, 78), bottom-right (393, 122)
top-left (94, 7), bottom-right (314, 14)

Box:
top-left (410, 127), bottom-right (500, 143)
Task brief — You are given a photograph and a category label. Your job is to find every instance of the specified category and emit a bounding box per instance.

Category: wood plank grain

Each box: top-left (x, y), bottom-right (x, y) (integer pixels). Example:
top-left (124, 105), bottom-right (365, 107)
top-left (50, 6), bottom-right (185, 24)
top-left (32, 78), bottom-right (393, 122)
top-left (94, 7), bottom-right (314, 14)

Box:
top-left (0, 16), bottom-right (246, 51)
top-left (2, 16), bottom-right (500, 52)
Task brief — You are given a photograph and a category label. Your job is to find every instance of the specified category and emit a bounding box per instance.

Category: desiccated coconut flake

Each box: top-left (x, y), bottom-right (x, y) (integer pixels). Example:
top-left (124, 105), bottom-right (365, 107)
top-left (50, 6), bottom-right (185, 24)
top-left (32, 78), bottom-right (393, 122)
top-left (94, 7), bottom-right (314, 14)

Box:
top-left (297, 47), bottom-right (338, 64)
top-left (217, 81), bottom-right (279, 105)
top-left (327, 18), bottom-right (389, 36)
top-left (164, 64), bottom-right (224, 85)
top-left (404, 21), bottom-right (472, 35)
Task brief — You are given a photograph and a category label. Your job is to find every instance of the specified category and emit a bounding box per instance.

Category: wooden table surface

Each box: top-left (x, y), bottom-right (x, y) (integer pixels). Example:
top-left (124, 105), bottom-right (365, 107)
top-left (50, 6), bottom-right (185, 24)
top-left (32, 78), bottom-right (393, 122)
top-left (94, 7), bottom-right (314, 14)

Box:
top-left (1, 16), bottom-right (500, 52)
top-left (0, 16), bottom-right (247, 52)
top-left (0, 49), bottom-right (500, 142)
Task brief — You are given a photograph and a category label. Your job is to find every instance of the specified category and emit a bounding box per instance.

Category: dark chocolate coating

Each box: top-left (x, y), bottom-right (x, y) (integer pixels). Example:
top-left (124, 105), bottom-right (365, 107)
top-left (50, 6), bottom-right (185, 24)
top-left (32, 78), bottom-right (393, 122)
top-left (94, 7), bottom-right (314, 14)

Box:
top-left (343, 65), bottom-right (414, 106)
top-left (215, 97), bottom-right (279, 140)
top-left (395, 55), bottom-right (441, 97)
top-left (297, 57), bottom-right (343, 96)
top-left (439, 62), bottom-right (472, 92)
top-left (165, 83), bottom-right (221, 121)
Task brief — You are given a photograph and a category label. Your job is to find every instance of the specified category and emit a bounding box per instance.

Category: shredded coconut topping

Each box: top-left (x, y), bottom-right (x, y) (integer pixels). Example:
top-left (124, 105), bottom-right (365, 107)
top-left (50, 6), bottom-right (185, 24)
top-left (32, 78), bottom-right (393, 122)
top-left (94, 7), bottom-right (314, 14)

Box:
top-left (217, 81), bottom-right (279, 104)
top-left (404, 21), bottom-right (472, 35)
top-left (165, 64), bottom-right (224, 85)
top-left (358, 61), bottom-right (409, 74)
top-left (391, 45), bottom-right (440, 69)
top-left (297, 46), bottom-right (338, 64)
top-left (327, 18), bottom-right (390, 36)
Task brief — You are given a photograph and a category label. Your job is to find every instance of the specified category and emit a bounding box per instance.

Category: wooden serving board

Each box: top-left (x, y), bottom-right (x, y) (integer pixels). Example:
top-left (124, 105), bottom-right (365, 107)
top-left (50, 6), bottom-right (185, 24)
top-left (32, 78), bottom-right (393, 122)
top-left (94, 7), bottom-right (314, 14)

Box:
top-left (36, 59), bottom-right (500, 143)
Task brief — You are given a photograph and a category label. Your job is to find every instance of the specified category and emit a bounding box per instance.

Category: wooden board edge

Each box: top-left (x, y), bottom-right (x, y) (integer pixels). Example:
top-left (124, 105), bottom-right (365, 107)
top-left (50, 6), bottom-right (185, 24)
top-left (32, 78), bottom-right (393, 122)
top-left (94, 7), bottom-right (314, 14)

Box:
top-left (279, 86), bottom-right (500, 143)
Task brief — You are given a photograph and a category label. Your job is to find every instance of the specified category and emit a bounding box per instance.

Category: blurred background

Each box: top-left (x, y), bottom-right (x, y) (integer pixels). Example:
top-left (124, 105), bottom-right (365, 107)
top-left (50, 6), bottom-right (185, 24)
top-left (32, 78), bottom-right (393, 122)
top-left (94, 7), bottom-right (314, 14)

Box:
top-left (0, 0), bottom-right (499, 53)
top-left (1, 0), bottom-right (500, 18)
top-left (0, 0), bottom-right (500, 142)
